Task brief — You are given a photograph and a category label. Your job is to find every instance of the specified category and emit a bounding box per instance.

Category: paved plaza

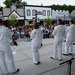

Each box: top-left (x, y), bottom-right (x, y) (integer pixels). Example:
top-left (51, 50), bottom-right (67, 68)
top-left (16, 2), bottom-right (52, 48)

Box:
top-left (0, 38), bottom-right (75, 75)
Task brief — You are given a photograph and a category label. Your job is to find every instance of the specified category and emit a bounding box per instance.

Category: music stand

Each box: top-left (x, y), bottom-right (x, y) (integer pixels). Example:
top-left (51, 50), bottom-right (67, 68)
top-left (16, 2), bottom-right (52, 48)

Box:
top-left (60, 54), bottom-right (75, 75)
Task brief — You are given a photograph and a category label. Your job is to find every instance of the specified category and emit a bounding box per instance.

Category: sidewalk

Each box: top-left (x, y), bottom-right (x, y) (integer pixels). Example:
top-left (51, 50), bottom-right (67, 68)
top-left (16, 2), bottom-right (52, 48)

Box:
top-left (0, 38), bottom-right (75, 75)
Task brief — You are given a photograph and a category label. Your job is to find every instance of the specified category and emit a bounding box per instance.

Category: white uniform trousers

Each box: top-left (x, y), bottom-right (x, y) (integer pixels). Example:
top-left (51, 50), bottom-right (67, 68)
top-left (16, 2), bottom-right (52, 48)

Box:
top-left (54, 38), bottom-right (62, 60)
top-left (65, 38), bottom-right (73, 54)
top-left (0, 50), bottom-right (16, 74)
top-left (32, 45), bottom-right (40, 63)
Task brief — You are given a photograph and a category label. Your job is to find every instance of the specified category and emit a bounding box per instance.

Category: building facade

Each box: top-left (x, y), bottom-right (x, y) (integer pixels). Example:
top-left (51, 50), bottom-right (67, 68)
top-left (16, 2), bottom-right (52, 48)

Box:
top-left (0, 4), bottom-right (71, 26)
top-left (2, 4), bottom-right (24, 26)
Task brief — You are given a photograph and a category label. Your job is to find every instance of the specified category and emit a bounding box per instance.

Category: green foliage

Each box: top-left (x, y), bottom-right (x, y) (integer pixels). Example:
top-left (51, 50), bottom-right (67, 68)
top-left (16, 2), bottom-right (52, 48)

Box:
top-left (72, 17), bottom-right (75, 22)
top-left (21, 1), bottom-right (27, 7)
top-left (7, 14), bottom-right (18, 26)
top-left (50, 4), bottom-right (75, 13)
top-left (2, 1), bottom-right (75, 13)
top-left (44, 17), bottom-right (53, 25)
top-left (3, 0), bottom-right (27, 8)
top-left (3, 0), bottom-right (11, 8)
top-left (0, 6), bottom-right (3, 11)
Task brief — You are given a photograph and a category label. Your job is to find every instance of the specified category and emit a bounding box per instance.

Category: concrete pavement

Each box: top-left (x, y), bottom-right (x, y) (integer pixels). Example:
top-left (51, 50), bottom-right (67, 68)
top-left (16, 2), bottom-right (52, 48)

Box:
top-left (0, 38), bottom-right (75, 75)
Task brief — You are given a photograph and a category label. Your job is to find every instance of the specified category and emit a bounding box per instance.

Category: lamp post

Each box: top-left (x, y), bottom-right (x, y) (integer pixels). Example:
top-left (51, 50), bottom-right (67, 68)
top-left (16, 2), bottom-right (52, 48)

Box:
top-left (64, 15), bottom-right (65, 24)
top-left (35, 10), bottom-right (42, 23)
top-left (23, 2), bottom-right (25, 26)
top-left (35, 10), bottom-right (37, 22)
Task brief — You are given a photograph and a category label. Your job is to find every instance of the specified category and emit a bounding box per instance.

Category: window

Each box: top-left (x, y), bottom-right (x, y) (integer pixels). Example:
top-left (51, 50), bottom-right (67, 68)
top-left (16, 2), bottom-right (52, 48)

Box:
top-left (42, 10), bottom-right (46, 16)
top-left (27, 9), bottom-right (31, 16)
top-left (47, 10), bottom-right (50, 16)
top-left (32, 10), bottom-right (36, 16)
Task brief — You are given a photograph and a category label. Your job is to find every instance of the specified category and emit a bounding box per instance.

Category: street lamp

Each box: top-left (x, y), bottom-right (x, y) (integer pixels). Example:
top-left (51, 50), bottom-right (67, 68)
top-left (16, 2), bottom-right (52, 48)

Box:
top-left (35, 10), bottom-right (42, 23)
top-left (35, 10), bottom-right (37, 22)
top-left (64, 15), bottom-right (65, 24)
top-left (23, 2), bottom-right (25, 25)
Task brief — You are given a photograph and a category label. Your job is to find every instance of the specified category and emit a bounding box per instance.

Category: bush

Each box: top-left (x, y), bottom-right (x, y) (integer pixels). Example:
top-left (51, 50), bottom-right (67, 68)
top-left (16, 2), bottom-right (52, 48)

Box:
top-left (44, 17), bottom-right (53, 25)
top-left (7, 14), bottom-right (18, 26)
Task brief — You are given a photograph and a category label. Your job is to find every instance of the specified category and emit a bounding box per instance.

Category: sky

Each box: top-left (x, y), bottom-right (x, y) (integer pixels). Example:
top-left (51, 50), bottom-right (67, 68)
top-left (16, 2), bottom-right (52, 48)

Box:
top-left (0, 0), bottom-right (75, 7)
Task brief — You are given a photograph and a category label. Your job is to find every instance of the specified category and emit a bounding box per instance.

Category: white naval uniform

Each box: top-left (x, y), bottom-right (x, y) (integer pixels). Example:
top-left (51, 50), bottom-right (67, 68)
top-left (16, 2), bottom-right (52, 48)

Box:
top-left (65, 24), bottom-right (75, 54)
top-left (63, 25), bottom-right (68, 41)
top-left (53, 25), bottom-right (65, 60)
top-left (0, 26), bottom-right (17, 74)
top-left (30, 28), bottom-right (43, 63)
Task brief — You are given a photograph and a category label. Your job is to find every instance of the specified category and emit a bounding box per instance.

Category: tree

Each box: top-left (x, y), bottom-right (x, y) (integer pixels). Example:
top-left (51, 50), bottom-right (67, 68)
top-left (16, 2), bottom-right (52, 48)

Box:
top-left (7, 14), bottom-right (18, 26)
top-left (3, 0), bottom-right (27, 8)
top-left (72, 17), bottom-right (75, 22)
top-left (50, 4), bottom-right (75, 13)
top-left (21, 1), bottom-right (27, 7)
top-left (0, 6), bottom-right (2, 11)
top-left (44, 17), bottom-right (53, 25)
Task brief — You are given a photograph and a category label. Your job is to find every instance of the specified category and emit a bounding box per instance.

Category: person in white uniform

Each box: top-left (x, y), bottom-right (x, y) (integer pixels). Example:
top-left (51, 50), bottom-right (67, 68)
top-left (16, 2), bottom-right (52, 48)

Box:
top-left (0, 19), bottom-right (19, 75)
top-left (30, 23), bottom-right (43, 65)
top-left (63, 23), bottom-right (68, 42)
top-left (51, 19), bottom-right (66, 61)
top-left (63, 20), bottom-right (75, 56)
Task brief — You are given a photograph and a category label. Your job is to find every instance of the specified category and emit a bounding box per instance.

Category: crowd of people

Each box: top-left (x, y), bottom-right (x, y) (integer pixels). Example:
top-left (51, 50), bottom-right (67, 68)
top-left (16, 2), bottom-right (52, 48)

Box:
top-left (0, 18), bottom-right (75, 75)
top-left (9, 22), bottom-right (55, 45)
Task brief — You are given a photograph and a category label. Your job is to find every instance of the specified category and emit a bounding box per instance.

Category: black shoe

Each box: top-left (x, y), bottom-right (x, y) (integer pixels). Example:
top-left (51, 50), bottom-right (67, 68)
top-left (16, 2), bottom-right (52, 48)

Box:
top-left (63, 40), bottom-right (66, 42)
top-left (34, 62), bottom-right (40, 65)
top-left (38, 62), bottom-right (40, 63)
top-left (59, 59), bottom-right (62, 61)
top-left (4, 73), bottom-right (9, 75)
top-left (41, 43), bottom-right (43, 46)
top-left (69, 53), bottom-right (73, 55)
top-left (63, 54), bottom-right (69, 56)
top-left (11, 69), bottom-right (20, 74)
top-left (73, 43), bottom-right (75, 45)
top-left (50, 57), bottom-right (57, 60)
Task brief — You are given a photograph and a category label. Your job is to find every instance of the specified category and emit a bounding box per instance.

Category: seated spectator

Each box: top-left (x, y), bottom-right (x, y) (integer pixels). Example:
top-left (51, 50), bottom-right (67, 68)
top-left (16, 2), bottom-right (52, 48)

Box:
top-left (10, 39), bottom-right (18, 46)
